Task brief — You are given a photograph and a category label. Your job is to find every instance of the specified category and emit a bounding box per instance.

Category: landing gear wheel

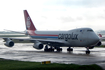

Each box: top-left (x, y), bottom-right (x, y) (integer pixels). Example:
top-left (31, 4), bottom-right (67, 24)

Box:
top-left (57, 48), bottom-right (62, 52)
top-left (44, 49), bottom-right (49, 52)
top-left (60, 48), bottom-right (62, 51)
top-left (86, 51), bottom-right (90, 54)
top-left (44, 45), bottom-right (49, 52)
top-left (86, 47), bottom-right (90, 54)
top-left (67, 47), bottom-right (73, 52)
top-left (44, 48), bottom-right (54, 52)
top-left (44, 45), bottom-right (54, 52)
top-left (49, 48), bottom-right (54, 52)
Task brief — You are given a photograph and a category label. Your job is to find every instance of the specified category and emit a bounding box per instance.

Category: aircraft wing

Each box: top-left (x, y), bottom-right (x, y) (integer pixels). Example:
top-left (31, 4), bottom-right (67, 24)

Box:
top-left (2, 37), bottom-right (69, 45)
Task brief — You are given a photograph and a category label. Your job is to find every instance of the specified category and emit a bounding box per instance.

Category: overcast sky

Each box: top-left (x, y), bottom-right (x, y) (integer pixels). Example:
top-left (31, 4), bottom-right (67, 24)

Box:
top-left (0, 0), bottom-right (105, 31)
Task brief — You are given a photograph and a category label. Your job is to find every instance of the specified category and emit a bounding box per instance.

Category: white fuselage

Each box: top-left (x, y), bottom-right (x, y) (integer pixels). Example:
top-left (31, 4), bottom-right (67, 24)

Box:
top-left (29, 28), bottom-right (99, 47)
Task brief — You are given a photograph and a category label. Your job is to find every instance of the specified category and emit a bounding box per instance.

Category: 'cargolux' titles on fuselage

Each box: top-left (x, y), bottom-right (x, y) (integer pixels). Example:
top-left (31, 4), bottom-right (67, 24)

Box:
top-left (58, 33), bottom-right (78, 40)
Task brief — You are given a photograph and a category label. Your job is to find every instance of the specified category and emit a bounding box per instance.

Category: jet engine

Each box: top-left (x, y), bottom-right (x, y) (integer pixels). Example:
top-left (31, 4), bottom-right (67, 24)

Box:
top-left (4, 40), bottom-right (14, 47)
top-left (89, 46), bottom-right (94, 49)
top-left (95, 41), bottom-right (101, 46)
top-left (88, 41), bottom-right (102, 49)
top-left (33, 42), bottom-right (43, 49)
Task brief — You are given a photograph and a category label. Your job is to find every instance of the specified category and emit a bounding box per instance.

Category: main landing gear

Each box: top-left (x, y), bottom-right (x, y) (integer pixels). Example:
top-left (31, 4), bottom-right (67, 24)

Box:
top-left (44, 45), bottom-right (54, 52)
top-left (86, 47), bottom-right (90, 54)
top-left (67, 47), bottom-right (73, 52)
top-left (44, 45), bottom-right (62, 52)
top-left (44, 45), bottom-right (90, 54)
top-left (56, 47), bottom-right (62, 52)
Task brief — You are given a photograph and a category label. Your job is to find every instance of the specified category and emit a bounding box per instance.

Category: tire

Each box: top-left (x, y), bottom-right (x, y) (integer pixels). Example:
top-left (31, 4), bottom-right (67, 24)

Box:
top-left (86, 51), bottom-right (90, 54)
top-left (67, 48), bottom-right (73, 51)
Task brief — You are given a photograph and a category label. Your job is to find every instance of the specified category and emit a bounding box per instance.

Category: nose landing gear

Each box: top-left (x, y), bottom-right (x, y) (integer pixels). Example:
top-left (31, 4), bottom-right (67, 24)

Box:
top-left (86, 47), bottom-right (90, 54)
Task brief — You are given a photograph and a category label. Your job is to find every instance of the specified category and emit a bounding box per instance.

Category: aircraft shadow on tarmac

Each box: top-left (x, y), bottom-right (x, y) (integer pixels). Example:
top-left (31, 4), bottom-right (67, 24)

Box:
top-left (0, 43), bottom-right (104, 56)
top-left (16, 49), bottom-right (95, 57)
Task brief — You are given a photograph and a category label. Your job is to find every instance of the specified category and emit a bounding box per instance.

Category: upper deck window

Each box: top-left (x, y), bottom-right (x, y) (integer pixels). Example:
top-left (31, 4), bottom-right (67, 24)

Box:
top-left (87, 29), bottom-right (93, 32)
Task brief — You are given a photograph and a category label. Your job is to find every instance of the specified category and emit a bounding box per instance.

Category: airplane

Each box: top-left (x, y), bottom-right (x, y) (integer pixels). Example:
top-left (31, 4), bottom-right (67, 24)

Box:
top-left (2, 10), bottom-right (101, 54)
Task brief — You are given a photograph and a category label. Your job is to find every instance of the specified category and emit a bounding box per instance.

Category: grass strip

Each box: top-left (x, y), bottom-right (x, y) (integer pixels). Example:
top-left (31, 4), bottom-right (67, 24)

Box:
top-left (0, 58), bottom-right (103, 70)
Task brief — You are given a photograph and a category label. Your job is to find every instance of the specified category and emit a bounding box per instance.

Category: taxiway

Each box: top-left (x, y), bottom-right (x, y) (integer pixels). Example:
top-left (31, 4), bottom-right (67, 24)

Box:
top-left (0, 41), bottom-right (105, 69)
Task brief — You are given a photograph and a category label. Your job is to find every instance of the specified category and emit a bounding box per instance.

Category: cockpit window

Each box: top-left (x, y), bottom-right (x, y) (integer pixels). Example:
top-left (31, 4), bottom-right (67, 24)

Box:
top-left (87, 30), bottom-right (93, 32)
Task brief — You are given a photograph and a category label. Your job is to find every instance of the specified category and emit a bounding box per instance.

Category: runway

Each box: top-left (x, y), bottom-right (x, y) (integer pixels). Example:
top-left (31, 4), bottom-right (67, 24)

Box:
top-left (0, 40), bottom-right (105, 69)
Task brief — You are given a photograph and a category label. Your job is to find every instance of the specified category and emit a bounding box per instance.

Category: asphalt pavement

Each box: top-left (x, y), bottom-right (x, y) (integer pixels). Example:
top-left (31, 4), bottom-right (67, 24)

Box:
top-left (0, 41), bottom-right (105, 69)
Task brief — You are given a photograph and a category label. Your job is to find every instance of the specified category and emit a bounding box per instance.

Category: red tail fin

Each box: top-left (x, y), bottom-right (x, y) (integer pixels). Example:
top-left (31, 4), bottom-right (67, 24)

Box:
top-left (99, 34), bottom-right (102, 37)
top-left (24, 10), bottom-right (36, 31)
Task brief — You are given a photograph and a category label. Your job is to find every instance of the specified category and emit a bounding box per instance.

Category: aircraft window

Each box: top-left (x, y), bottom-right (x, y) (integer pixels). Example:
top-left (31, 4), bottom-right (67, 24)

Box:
top-left (87, 30), bottom-right (93, 32)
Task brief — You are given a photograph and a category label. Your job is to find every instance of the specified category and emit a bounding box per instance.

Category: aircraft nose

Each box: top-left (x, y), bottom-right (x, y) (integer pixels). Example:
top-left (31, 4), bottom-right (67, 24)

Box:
top-left (88, 34), bottom-right (99, 45)
top-left (93, 35), bottom-right (99, 42)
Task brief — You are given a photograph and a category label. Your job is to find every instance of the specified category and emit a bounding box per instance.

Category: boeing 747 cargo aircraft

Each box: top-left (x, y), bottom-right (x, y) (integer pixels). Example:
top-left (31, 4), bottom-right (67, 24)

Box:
top-left (2, 10), bottom-right (101, 54)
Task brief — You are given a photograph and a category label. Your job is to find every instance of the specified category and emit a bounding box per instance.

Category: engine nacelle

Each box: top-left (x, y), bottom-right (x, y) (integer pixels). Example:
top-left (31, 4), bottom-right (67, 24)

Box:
top-left (4, 40), bottom-right (14, 47)
top-left (95, 41), bottom-right (101, 46)
top-left (89, 46), bottom-right (94, 49)
top-left (33, 42), bottom-right (43, 49)
top-left (88, 41), bottom-right (102, 49)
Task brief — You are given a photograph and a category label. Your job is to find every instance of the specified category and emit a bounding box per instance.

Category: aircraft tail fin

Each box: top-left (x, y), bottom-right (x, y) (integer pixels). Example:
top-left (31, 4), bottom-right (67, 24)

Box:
top-left (99, 34), bottom-right (102, 37)
top-left (24, 10), bottom-right (36, 31)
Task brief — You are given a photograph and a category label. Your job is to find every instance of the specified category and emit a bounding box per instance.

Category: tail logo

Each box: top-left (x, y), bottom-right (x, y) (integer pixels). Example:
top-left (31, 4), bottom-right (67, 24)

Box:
top-left (26, 17), bottom-right (31, 29)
